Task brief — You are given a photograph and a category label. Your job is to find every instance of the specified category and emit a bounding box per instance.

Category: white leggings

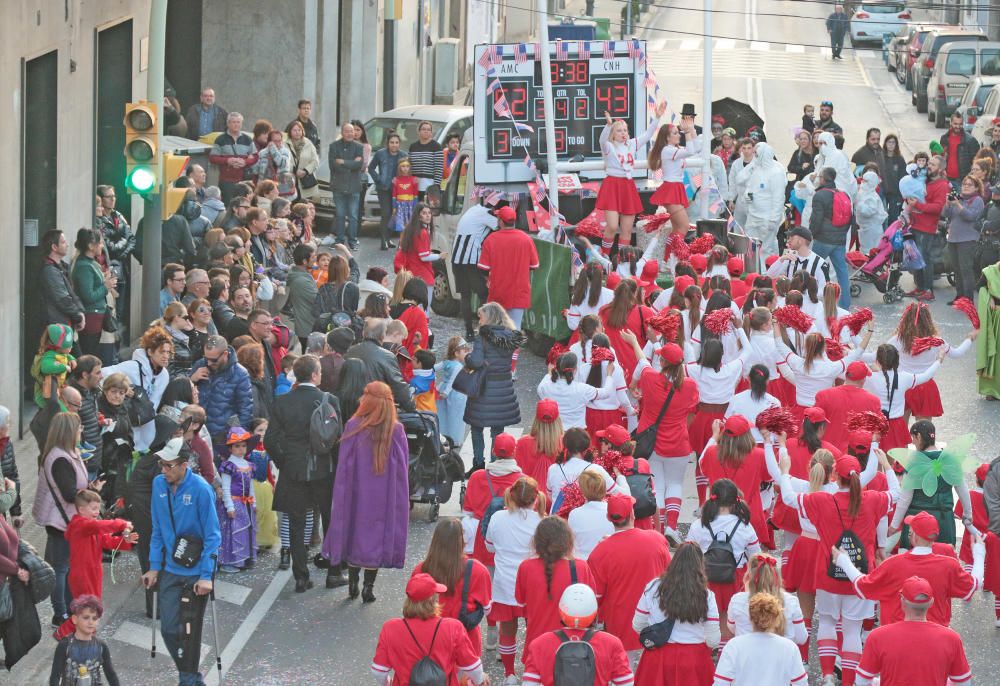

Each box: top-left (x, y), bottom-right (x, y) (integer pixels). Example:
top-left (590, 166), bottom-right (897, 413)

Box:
top-left (648, 453), bottom-right (690, 509)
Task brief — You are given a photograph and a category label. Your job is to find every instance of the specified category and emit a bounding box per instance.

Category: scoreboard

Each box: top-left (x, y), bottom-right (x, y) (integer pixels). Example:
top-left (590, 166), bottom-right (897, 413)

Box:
top-left (473, 41), bottom-right (647, 184)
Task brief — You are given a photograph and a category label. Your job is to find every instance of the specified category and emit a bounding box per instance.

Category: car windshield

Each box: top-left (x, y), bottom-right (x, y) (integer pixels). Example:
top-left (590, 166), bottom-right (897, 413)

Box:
top-left (861, 3), bottom-right (904, 12)
top-left (982, 49), bottom-right (1000, 76)
top-left (363, 117), bottom-right (446, 149)
top-left (977, 85), bottom-right (995, 105)
top-left (931, 35), bottom-right (984, 57)
top-left (946, 49), bottom-right (976, 75)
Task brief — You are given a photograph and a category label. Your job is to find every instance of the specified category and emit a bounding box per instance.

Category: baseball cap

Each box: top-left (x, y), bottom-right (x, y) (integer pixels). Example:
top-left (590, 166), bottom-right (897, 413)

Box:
top-left (834, 455), bottom-right (862, 479)
top-left (535, 398), bottom-right (560, 423)
top-left (495, 206), bottom-right (517, 224)
top-left (976, 463), bottom-right (991, 482)
top-left (904, 511), bottom-right (940, 541)
top-left (606, 272), bottom-right (622, 290)
top-left (673, 275), bottom-right (695, 293)
top-left (492, 432), bottom-right (517, 458)
top-left (655, 343), bottom-right (684, 366)
top-left (606, 493), bottom-right (636, 524)
top-left (845, 361), bottom-right (872, 381)
top-left (764, 255), bottom-right (779, 268)
top-left (595, 424), bottom-right (631, 447)
top-left (803, 406), bottom-right (827, 424)
top-left (690, 254), bottom-right (708, 272)
top-left (406, 573), bottom-right (448, 601)
top-left (723, 414), bottom-right (752, 437)
top-left (727, 256), bottom-right (744, 277)
top-left (155, 437), bottom-right (186, 463)
top-left (788, 226), bottom-right (813, 242)
top-left (848, 430), bottom-right (873, 453)
top-left (900, 576), bottom-right (934, 604)
top-left (640, 260), bottom-right (659, 281)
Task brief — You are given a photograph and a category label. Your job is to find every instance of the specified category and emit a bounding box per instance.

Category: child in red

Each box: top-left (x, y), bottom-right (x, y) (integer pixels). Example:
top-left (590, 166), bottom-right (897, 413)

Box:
top-left (956, 463), bottom-right (1000, 623)
top-left (390, 159), bottom-right (418, 234)
top-left (394, 203), bottom-right (440, 308)
top-left (55, 489), bottom-right (136, 639)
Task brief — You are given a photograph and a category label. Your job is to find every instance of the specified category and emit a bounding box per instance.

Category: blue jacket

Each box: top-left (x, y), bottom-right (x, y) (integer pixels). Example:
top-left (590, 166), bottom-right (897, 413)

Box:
top-left (149, 469), bottom-right (221, 580)
top-left (191, 347), bottom-right (254, 437)
top-left (368, 148), bottom-right (407, 191)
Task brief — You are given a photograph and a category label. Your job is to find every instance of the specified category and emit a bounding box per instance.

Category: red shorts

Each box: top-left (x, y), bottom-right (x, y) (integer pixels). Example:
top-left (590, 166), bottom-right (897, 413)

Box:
top-left (783, 534), bottom-right (820, 593)
top-left (649, 181), bottom-right (690, 208)
top-left (488, 602), bottom-right (523, 623)
top-left (596, 176), bottom-right (645, 215)
top-left (904, 379), bottom-right (943, 417)
top-left (634, 642), bottom-right (715, 686)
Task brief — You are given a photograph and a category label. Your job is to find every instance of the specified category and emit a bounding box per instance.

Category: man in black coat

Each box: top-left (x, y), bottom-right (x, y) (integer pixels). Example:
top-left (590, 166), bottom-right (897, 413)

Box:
top-left (39, 229), bottom-right (85, 332)
top-left (264, 355), bottom-right (341, 592)
top-left (344, 318), bottom-right (415, 411)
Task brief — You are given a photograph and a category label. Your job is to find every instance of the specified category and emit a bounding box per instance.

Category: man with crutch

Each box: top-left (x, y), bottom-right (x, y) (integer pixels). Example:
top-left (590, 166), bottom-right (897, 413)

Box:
top-left (142, 437), bottom-right (222, 686)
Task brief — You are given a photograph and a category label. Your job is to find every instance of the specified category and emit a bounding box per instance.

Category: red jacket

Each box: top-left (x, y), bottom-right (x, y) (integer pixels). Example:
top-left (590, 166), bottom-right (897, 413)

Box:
top-left (66, 516), bottom-right (132, 598)
top-left (909, 178), bottom-right (949, 234)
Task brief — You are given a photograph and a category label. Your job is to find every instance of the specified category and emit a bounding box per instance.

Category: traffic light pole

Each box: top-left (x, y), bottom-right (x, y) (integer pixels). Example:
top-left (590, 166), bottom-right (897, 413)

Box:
top-left (140, 0), bottom-right (167, 327)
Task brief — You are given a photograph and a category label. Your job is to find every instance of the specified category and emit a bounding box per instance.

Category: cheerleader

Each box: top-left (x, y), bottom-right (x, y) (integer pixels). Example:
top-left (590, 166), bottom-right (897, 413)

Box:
top-left (726, 553), bottom-right (808, 647)
top-left (595, 423), bottom-right (656, 530)
top-left (596, 102), bottom-right (667, 255)
top-left (741, 307), bottom-right (793, 406)
top-left (578, 333), bottom-right (635, 436)
top-left (599, 280), bottom-right (655, 381)
top-left (712, 593), bottom-right (808, 686)
top-left (632, 542), bottom-right (720, 686)
top-left (484, 476), bottom-right (546, 679)
top-left (786, 407), bottom-right (843, 478)
top-left (546, 428), bottom-right (624, 504)
top-left (686, 479), bottom-right (761, 638)
top-left (567, 470), bottom-right (614, 559)
top-left (775, 331), bottom-right (871, 418)
top-left (566, 262), bottom-right (614, 331)
top-left (514, 400), bottom-right (564, 489)
top-left (462, 434), bottom-right (524, 573)
top-left (695, 291), bottom-right (742, 363)
top-left (648, 121), bottom-right (702, 236)
top-left (863, 343), bottom-right (945, 451)
top-left (569, 313), bottom-right (602, 358)
top-left (537, 352), bottom-right (616, 430)
top-left (686, 328), bottom-right (753, 463)
top-left (725, 364), bottom-right (780, 445)
top-left (808, 282), bottom-right (856, 344)
top-left (889, 302), bottom-right (976, 421)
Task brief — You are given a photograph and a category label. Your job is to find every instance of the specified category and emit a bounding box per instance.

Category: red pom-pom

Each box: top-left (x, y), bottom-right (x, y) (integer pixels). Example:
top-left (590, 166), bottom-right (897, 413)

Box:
top-left (594, 449), bottom-right (628, 480)
top-left (573, 212), bottom-right (605, 240)
top-left (773, 306), bottom-right (814, 334)
top-left (846, 410), bottom-right (889, 437)
top-left (838, 307), bottom-right (874, 336)
top-left (647, 310), bottom-right (681, 341)
top-left (547, 342), bottom-right (569, 367)
top-left (591, 346), bottom-right (616, 363)
top-left (663, 231), bottom-right (691, 262)
top-left (911, 336), bottom-right (945, 355)
top-left (824, 337), bottom-right (846, 361)
top-left (952, 297), bottom-right (980, 330)
top-left (755, 406), bottom-right (800, 437)
top-left (688, 233), bottom-right (717, 256)
top-left (556, 482), bottom-right (587, 518)
top-left (703, 308), bottom-right (732, 336)
top-left (639, 213), bottom-right (672, 234)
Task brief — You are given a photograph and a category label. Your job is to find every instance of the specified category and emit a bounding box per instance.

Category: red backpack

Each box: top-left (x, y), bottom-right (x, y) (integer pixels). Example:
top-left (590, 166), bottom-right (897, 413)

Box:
top-left (825, 188), bottom-right (852, 227)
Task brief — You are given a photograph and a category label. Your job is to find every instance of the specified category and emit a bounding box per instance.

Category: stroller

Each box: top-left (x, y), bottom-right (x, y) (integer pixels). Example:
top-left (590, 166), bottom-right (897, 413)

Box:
top-left (849, 220), bottom-right (905, 303)
top-left (399, 411), bottom-right (465, 521)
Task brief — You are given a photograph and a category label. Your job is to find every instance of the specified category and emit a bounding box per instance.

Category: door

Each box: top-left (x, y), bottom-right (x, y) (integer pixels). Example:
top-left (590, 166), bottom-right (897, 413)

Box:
top-left (21, 50), bottom-right (58, 424)
top-left (95, 20), bottom-right (132, 220)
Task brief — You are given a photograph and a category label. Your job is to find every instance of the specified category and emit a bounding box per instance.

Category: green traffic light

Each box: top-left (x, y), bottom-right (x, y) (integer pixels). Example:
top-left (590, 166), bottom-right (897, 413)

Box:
top-left (126, 167), bottom-right (157, 193)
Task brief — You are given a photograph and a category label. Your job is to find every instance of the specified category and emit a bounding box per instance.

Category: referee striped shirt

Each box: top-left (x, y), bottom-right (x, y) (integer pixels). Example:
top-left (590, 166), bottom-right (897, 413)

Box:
top-left (451, 205), bottom-right (497, 266)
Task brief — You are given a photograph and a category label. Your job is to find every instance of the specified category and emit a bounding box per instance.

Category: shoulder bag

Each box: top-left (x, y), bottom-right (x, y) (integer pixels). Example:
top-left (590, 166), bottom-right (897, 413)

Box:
top-left (126, 361), bottom-right (156, 426)
top-left (166, 487), bottom-right (204, 569)
top-left (631, 384), bottom-right (677, 460)
top-left (452, 361), bottom-right (488, 399)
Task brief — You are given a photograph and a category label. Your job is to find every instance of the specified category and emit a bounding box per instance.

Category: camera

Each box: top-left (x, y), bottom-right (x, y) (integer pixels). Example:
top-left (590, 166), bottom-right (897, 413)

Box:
top-left (947, 189), bottom-right (960, 201)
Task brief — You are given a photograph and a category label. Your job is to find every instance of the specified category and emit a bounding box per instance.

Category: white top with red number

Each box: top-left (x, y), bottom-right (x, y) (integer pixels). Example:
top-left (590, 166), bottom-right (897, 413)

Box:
top-left (686, 514), bottom-right (761, 569)
top-left (633, 580), bottom-right (721, 645)
top-left (713, 631), bottom-right (808, 686)
top-left (568, 500), bottom-right (615, 559)
top-left (726, 590), bottom-right (807, 644)
top-left (484, 508), bottom-right (541, 605)
top-left (601, 124), bottom-right (656, 179)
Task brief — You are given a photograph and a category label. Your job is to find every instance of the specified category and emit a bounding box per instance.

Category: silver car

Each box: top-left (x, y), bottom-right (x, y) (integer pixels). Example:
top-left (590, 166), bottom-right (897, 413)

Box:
top-left (849, 2), bottom-right (911, 45)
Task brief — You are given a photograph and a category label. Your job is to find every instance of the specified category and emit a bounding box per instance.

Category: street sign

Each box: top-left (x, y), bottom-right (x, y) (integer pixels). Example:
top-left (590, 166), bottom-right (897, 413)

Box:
top-left (472, 41), bottom-right (647, 184)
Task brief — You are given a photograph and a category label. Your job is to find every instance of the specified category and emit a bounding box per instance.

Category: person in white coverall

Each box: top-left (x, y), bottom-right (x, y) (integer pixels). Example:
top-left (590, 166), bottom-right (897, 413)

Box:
top-left (736, 142), bottom-right (787, 256)
top-left (727, 138), bottom-right (756, 228)
top-left (854, 170), bottom-right (888, 252)
top-left (813, 131), bottom-right (855, 199)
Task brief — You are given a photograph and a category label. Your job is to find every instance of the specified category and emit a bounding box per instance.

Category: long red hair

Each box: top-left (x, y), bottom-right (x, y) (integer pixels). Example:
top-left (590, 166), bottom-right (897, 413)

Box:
top-left (343, 381), bottom-right (398, 475)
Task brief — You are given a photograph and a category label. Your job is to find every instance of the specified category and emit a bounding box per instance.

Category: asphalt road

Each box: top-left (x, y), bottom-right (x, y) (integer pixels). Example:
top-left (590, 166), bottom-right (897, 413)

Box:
top-left (7, 2), bottom-right (1000, 684)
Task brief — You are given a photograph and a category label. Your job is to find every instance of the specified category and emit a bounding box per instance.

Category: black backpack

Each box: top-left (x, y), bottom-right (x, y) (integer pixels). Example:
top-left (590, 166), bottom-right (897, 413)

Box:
top-left (624, 462), bottom-right (657, 520)
top-left (827, 501), bottom-right (868, 580)
top-left (479, 471), bottom-right (506, 539)
top-left (456, 559), bottom-right (485, 631)
top-left (554, 629), bottom-right (597, 686)
top-left (703, 519), bottom-right (743, 584)
top-left (309, 392), bottom-right (343, 458)
top-left (402, 619), bottom-right (447, 686)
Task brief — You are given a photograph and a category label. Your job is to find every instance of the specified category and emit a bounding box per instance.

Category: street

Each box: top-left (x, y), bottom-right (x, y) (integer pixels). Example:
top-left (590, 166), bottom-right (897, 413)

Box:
top-left (7, 1), bottom-right (1000, 685)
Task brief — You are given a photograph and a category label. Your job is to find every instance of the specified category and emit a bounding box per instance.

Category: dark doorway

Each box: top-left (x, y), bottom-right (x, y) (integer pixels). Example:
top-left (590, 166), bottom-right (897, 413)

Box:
top-left (165, 0), bottom-right (203, 112)
top-left (95, 20), bottom-right (133, 220)
top-left (20, 50), bottom-right (59, 429)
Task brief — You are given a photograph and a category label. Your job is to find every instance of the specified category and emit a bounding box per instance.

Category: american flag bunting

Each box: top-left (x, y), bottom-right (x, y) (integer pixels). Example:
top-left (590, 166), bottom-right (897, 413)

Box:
top-left (515, 43), bottom-right (528, 64)
top-left (603, 41), bottom-right (615, 60)
top-left (556, 40), bottom-right (568, 61)
top-left (578, 41), bottom-right (590, 60)
top-left (493, 93), bottom-right (510, 118)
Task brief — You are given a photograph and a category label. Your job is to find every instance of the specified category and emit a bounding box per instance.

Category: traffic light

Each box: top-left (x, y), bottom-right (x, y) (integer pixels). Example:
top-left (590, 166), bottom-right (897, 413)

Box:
top-left (161, 152), bottom-right (191, 219)
top-left (123, 101), bottom-right (158, 194)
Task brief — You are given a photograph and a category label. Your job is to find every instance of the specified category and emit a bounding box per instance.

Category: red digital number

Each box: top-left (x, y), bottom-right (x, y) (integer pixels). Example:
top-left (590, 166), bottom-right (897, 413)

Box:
top-left (508, 86), bottom-right (527, 119)
top-left (613, 83), bottom-right (629, 115)
top-left (572, 61), bottom-right (589, 83)
top-left (575, 97), bottom-right (589, 118)
top-left (555, 128), bottom-right (566, 153)
top-left (550, 62), bottom-right (561, 85)
top-left (495, 130), bottom-right (510, 155)
top-left (555, 98), bottom-right (569, 119)
top-left (535, 98), bottom-right (545, 120)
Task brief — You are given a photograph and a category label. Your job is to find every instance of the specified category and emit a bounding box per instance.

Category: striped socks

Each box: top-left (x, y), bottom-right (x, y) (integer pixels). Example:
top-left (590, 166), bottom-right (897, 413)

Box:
top-left (840, 651), bottom-right (862, 686)
top-left (695, 464), bottom-right (709, 506)
top-left (665, 497), bottom-right (682, 530)
top-left (499, 634), bottom-right (517, 675)
top-left (601, 236), bottom-right (614, 255)
top-left (817, 638), bottom-right (838, 677)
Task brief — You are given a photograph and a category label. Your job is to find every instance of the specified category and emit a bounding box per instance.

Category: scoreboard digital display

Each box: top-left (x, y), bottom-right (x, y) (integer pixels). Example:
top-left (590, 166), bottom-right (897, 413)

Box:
top-left (473, 42), bottom-right (647, 184)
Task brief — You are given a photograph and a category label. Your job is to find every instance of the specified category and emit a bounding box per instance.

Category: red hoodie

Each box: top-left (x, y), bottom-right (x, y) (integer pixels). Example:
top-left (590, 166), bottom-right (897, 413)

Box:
top-left (909, 178), bottom-right (950, 234)
top-left (65, 516), bottom-right (132, 598)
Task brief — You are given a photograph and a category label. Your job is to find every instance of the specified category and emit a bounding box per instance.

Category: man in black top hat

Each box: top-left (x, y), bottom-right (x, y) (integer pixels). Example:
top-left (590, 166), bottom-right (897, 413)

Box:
top-left (679, 103), bottom-right (703, 146)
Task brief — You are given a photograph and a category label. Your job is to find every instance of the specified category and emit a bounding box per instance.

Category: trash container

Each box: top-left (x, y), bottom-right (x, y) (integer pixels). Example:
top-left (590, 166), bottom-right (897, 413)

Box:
top-left (882, 33), bottom-right (893, 65)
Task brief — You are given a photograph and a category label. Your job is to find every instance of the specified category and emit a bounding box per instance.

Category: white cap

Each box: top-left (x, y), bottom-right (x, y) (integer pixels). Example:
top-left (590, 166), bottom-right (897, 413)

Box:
top-left (155, 437), bottom-right (186, 462)
top-left (559, 583), bottom-right (598, 629)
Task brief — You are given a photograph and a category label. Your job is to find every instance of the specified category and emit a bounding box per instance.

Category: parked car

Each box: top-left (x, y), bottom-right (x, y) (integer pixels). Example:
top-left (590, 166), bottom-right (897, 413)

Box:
top-left (889, 23), bottom-right (928, 74)
top-left (313, 105), bottom-right (473, 227)
top-left (927, 42), bottom-right (1000, 128)
top-left (911, 28), bottom-right (987, 114)
top-left (956, 77), bottom-right (1000, 134)
top-left (971, 84), bottom-right (1000, 146)
top-left (849, 2), bottom-right (911, 45)
top-left (897, 26), bottom-right (933, 88)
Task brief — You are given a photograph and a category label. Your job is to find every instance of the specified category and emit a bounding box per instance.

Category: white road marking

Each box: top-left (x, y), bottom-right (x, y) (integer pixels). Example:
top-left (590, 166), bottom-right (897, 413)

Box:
top-left (750, 41), bottom-right (770, 51)
top-left (680, 39), bottom-right (701, 51)
top-left (211, 579), bottom-right (252, 606)
top-left (715, 39), bottom-right (736, 51)
top-left (113, 620), bottom-right (209, 659)
top-left (821, 47), bottom-right (833, 57)
top-left (785, 44), bottom-right (805, 54)
top-left (856, 53), bottom-right (873, 88)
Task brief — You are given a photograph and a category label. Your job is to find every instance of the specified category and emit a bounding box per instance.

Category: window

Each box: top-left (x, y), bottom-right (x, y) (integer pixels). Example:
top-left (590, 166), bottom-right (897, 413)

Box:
top-left (982, 50), bottom-right (1000, 76)
top-left (443, 155), bottom-right (469, 215)
top-left (931, 35), bottom-right (984, 58)
top-left (976, 85), bottom-right (995, 106)
top-left (945, 50), bottom-right (976, 75)
top-left (363, 118), bottom-right (446, 149)
top-left (861, 2), bottom-right (904, 12)
top-left (445, 117), bottom-right (473, 144)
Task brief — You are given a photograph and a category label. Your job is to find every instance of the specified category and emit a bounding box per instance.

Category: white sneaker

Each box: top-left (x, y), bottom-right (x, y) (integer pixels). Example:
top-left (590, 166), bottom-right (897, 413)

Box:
top-left (503, 676), bottom-right (520, 686)
top-left (663, 526), bottom-right (681, 546)
top-left (995, 618), bottom-right (1000, 628)
top-left (822, 675), bottom-right (836, 686)
top-left (485, 625), bottom-right (499, 651)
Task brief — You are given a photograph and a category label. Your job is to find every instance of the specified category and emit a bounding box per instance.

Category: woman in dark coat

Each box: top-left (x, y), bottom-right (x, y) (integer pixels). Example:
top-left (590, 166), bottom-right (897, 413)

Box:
top-left (464, 302), bottom-right (526, 471)
top-left (882, 134), bottom-right (908, 223)
top-left (237, 343), bottom-right (273, 421)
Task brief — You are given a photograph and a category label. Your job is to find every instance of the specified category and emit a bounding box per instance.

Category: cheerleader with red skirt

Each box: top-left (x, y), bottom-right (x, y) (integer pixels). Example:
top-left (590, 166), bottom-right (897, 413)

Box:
top-left (595, 102), bottom-right (667, 255)
top-left (578, 334), bottom-right (635, 439)
top-left (648, 122), bottom-right (702, 236)
top-left (632, 542), bottom-right (720, 686)
top-left (775, 331), bottom-right (869, 423)
top-left (863, 343), bottom-right (945, 451)
top-left (514, 400), bottom-right (563, 489)
top-left (739, 307), bottom-right (796, 407)
top-left (888, 302), bottom-right (976, 421)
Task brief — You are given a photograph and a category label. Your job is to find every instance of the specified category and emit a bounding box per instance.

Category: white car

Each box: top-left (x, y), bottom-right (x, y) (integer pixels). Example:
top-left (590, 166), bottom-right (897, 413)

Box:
top-left (849, 2), bottom-right (911, 45)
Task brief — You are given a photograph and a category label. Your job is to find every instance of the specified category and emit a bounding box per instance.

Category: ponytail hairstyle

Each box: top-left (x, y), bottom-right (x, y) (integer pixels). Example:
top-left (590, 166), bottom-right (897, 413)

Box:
top-left (668, 286), bottom-right (688, 311)
top-left (698, 339), bottom-right (724, 373)
top-left (684, 285), bottom-right (703, 332)
top-left (744, 553), bottom-right (785, 628)
top-left (551, 352), bottom-right (577, 384)
top-left (655, 542), bottom-right (709, 624)
top-left (875, 343), bottom-right (900, 372)
top-left (747, 364), bottom-right (769, 401)
top-left (802, 332), bottom-right (826, 373)
top-left (585, 334), bottom-right (613, 387)
top-left (774, 276), bottom-right (791, 298)
top-left (822, 282), bottom-right (840, 324)
top-left (717, 431), bottom-right (755, 470)
top-left (660, 355), bottom-right (686, 390)
top-left (752, 275), bottom-right (774, 289)
top-left (572, 262), bottom-right (605, 308)
top-left (577, 315), bottom-right (602, 362)
top-left (674, 261), bottom-right (699, 282)
top-left (790, 270), bottom-right (819, 304)
top-left (703, 274), bottom-right (731, 299)
top-left (909, 419), bottom-right (937, 452)
top-left (808, 449), bottom-right (835, 492)
top-left (707, 245), bottom-right (731, 273)
top-left (741, 288), bottom-right (775, 317)
top-left (784, 289), bottom-right (804, 308)
top-left (835, 460), bottom-right (863, 518)
top-left (799, 416), bottom-right (825, 453)
top-left (895, 302), bottom-right (938, 353)
top-left (613, 246), bottom-right (642, 277)
top-left (505, 476), bottom-right (548, 517)
top-left (533, 516), bottom-right (575, 600)
top-left (745, 306), bottom-right (772, 337)
top-left (561, 427), bottom-right (592, 463)
top-left (748, 592), bottom-right (786, 635)
top-left (701, 478), bottom-right (751, 527)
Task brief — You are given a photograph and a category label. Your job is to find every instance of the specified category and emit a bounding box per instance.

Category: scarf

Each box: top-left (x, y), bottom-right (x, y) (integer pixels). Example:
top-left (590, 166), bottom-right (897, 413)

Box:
top-left (486, 458), bottom-right (522, 477)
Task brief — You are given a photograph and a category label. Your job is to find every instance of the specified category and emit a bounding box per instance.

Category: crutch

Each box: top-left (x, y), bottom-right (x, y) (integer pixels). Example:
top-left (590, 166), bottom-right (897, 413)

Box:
top-left (151, 586), bottom-right (158, 659)
top-left (210, 554), bottom-right (223, 681)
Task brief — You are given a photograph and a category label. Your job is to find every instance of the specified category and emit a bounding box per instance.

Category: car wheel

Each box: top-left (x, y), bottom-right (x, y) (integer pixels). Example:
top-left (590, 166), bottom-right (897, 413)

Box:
top-left (430, 263), bottom-right (460, 317)
top-left (917, 92), bottom-right (928, 114)
top-left (905, 69), bottom-right (913, 90)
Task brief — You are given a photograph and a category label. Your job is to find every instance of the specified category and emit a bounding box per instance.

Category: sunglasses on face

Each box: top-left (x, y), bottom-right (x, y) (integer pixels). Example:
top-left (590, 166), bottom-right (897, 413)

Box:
top-left (159, 460), bottom-right (184, 470)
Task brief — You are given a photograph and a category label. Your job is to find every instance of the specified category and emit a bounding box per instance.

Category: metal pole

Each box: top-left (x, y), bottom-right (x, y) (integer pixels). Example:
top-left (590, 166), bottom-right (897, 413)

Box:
top-left (538, 3), bottom-right (559, 222)
top-left (626, 1), bottom-right (632, 38)
top-left (142, 0), bottom-right (167, 327)
top-left (701, 0), bottom-right (712, 218)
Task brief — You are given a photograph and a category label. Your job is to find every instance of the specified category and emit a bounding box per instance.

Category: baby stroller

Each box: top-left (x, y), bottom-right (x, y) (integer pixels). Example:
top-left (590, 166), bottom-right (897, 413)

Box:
top-left (399, 411), bottom-right (464, 521)
top-left (849, 220), bottom-right (905, 303)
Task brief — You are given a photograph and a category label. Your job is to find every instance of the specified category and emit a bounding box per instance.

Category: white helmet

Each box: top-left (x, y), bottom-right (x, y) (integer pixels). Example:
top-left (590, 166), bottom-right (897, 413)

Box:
top-left (559, 583), bottom-right (598, 629)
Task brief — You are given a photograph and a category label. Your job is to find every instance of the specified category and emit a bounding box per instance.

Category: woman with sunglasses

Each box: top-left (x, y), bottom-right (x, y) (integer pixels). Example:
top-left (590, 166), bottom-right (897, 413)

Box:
top-left (186, 298), bottom-right (215, 363)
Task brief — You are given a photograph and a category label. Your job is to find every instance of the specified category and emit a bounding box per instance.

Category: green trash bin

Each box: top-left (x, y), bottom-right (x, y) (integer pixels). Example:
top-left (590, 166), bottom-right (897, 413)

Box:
top-left (592, 17), bottom-right (611, 40)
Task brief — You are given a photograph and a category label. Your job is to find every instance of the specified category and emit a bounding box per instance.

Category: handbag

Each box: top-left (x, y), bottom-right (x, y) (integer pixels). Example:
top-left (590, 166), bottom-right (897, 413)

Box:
top-left (300, 171), bottom-right (318, 189)
top-left (102, 307), bottom-right (119, 334)
top-left (452, 363), bottom-right (488, 399)
top-left (639, 615), bottom-right (676, 650)
top-left (166, 486), bottom-right (203, 569)
top-left (126, 361), bottom-right (156, 426)
top-left (631, 384), bottom-right (677, 460)
top-left (456, 559), bottom-right (485, 630)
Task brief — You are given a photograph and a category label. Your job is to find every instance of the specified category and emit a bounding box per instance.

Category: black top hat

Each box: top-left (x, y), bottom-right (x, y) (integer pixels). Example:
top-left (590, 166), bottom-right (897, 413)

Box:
top-left (681, 103), bottom-right (697, 117)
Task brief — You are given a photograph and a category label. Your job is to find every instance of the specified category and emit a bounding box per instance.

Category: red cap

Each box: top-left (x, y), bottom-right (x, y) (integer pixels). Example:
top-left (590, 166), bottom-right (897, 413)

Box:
top-left (673, 275), bottom-right (695, 293)
top-left (495, 206), bottom-right (517, 224)
top-left (835, 455), bottom-right (862, 479)
top-left (845, 361), bottom-right (872, 381)
top-left (900, 576), bottom-right (935, 603)
top-left (655, 343), bottom-right (684, 365)
top-left (690, 254), bottom-right (708, 272)
top-left (595, 424), bottom-right (631, 447)
top-left (723, 414), bottom-right (752, 437)
top-left (606, 272), bottom-right (622, 290)
top-left (492, 432), bottom-right (517, 458)
top-left (406, 572), bottom-right (448, 601)
top-left (535, 399), bottom-right (560, 424)
top-left (640, 260), bottom-right (659, 281)
top-left (848, 430), bottom-right (873, 453)
top-left (976, 463), bottom-right (991, 483)
top-left (765, 255), bottom-right (779, 268)
top-left (904, 511), bottom-right (940, 541)
top-left (727, 256), bottom-right (744, 277)
top-left (803, 406), bottom-right (827, 424)
top-left (606, 494), bottom-right (636, 524)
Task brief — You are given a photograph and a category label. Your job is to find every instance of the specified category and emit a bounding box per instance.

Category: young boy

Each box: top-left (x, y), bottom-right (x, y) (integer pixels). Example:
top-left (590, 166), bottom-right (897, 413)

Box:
top-left (802, 104), bottom-right (816, 133)
top-left (276, 353), bottom-right (297, 395)
top-left (310, 250), bottom-right (332, 286)
top-left (55, 490), bottom-right (136, 639)
top-left (50, 595), bottom-right (121, 686)
top-left (409, 349), bottom-right (437, 413)
top-left (383, 320), bottom-right (413, 380)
